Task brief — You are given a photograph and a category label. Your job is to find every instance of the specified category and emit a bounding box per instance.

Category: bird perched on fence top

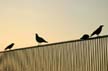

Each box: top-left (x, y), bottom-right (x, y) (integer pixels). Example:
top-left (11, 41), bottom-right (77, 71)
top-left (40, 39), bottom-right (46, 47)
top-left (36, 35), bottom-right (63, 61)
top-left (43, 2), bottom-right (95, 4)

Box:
top-left (80, 34), bottom-right (89, 40)
top-left (91, 25), bottom-right (104, 37)
top-left (35, 33), bottom-right (48, 44)
top-left (5, 43), bottom-right (14, 50)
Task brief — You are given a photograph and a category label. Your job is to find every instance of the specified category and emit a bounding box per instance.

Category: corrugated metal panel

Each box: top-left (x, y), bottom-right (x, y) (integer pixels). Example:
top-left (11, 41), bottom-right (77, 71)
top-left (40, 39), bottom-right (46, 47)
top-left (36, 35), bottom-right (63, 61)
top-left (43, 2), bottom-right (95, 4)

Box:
top-left (0, 35), bottom-right (108, 71)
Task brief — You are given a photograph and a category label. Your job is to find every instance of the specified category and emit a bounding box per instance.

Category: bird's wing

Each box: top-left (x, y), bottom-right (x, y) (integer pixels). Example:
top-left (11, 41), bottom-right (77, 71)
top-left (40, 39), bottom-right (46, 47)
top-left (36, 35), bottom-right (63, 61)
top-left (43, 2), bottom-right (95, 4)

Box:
top-left (40, 36), bottom-right (48, 43)
top-left (91, 27), bottom-right (99, 36)
top-left (91, 30), bottom-right (96, 36)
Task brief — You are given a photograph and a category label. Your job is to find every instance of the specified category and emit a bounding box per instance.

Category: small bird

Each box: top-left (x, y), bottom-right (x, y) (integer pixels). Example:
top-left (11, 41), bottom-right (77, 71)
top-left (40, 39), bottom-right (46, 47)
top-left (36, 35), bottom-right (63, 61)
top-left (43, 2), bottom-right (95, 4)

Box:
top-left (35, 33), bottom-right (48, 44)
top-left (5, 43), bottom-right (14, 50)
top-left (80, 34), bottom-right (89, 40)
top-left (91, 25), bottom-right (104, 37)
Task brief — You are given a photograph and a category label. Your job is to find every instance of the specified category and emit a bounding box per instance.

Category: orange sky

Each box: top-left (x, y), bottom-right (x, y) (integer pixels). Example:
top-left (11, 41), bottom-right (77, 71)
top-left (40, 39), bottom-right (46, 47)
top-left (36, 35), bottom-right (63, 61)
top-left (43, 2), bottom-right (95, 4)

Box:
top-left (0, 0), bottom-right (108, 51)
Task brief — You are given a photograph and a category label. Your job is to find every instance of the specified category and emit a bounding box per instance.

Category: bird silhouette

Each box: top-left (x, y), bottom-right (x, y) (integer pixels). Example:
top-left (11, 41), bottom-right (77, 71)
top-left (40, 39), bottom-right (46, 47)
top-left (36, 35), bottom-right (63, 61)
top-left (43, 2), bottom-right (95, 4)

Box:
top-left (91, 25), bottom-right (104, 37)
top-left (35, 33), bottom-right (48, 44)
top-left (80, 34), bottom-right (89, 40)
top-left (5, 43), bottom-right (14, 50)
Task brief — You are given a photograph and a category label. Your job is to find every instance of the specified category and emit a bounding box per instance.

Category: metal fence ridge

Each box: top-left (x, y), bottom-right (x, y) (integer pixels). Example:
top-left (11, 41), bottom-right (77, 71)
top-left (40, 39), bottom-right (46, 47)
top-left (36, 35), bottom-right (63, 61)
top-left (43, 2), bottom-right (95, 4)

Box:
top-left (0, 35), bottom-right (108, 71)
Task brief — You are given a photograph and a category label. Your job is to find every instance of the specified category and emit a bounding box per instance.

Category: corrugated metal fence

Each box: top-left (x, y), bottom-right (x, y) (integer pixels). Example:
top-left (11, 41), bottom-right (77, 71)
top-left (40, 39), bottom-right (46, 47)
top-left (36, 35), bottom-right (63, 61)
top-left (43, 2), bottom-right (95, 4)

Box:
top-left (0, 35), bottom-right (108, 71)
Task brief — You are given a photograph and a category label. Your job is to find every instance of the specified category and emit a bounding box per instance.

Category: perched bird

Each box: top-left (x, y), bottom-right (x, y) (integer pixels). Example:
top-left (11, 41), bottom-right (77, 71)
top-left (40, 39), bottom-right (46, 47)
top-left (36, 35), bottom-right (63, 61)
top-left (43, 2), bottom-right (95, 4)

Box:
top-left (91, 25), bottom-right (104, 37)
top-left (35, 33), bottom-right (48, 44)
top-left (80, 34), bottom-right (89, 40)
top-left (5, 43), bottom-right (14, 50)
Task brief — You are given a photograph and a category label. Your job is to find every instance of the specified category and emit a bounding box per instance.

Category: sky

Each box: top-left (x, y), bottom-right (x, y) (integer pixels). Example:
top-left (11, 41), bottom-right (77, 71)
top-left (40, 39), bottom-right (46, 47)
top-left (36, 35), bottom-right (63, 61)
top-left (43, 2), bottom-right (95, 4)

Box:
top-left (0, 0), bottom-right (108, 51)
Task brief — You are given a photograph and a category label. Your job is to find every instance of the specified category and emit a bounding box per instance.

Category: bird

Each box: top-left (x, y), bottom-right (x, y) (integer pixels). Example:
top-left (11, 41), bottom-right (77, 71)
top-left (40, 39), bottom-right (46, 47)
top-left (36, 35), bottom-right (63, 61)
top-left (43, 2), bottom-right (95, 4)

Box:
top-left (5, 43), bottom-right (14, 50)
top-left (80, 34), bottom-right (89, 40)
top-left (91, 25), bottom-right (104, 37)
top-left (35, 33), bottom-right (48, 45)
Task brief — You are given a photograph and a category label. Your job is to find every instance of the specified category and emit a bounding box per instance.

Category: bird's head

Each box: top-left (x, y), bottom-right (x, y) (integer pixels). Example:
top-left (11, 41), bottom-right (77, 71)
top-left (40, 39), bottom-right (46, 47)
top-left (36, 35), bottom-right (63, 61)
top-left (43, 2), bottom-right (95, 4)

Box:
top-left (12, 43), bottom-right (14, 45)
top-left (10, 43), bottom-right (15, 47)
top-left (100, 25), bottom-right (104, 27)
top-left (35, 33), bottom-right (38, 37)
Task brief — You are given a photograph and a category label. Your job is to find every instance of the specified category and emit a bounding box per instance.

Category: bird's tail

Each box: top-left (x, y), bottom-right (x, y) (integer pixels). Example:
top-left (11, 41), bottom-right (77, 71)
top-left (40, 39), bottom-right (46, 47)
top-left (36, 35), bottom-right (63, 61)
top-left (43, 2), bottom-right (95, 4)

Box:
top-left (45, 41), bottom-right (48, 43)
top-left (5, 48), bottom-right (7, 50)
top-left (90, 34), bottom-right (93, 37)
top-left (90, 33), bottom-right (94, 37)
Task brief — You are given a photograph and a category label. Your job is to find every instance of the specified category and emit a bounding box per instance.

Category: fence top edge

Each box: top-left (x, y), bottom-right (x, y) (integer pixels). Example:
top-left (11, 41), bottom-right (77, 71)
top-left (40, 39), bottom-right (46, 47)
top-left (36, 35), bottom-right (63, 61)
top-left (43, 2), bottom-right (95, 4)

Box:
top-left (0, 35), bottom-right (108, 53)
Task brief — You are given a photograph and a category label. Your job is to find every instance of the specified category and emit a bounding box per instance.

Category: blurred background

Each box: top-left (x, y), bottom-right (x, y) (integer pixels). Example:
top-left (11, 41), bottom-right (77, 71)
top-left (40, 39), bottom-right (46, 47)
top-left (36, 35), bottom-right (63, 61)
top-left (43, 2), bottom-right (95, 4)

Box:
top-left (0, 0), bottom-right (108, 51)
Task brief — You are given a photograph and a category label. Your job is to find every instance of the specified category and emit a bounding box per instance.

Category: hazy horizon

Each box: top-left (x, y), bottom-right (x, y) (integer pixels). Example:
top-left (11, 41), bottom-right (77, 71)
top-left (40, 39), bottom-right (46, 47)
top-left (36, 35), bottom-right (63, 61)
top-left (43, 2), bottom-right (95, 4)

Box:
top-left (0, 0), bottom-right (108, 51)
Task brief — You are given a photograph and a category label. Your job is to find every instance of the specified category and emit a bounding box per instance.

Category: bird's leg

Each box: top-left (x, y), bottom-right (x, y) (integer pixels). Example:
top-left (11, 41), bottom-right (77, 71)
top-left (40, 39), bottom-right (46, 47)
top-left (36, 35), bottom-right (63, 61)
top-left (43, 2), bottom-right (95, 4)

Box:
top-left (37, 44), bottom-right (39, 46)
top-left (97, 34), bottom-right (99, 37)
top-left (37, 43), bottom-right (41, 46)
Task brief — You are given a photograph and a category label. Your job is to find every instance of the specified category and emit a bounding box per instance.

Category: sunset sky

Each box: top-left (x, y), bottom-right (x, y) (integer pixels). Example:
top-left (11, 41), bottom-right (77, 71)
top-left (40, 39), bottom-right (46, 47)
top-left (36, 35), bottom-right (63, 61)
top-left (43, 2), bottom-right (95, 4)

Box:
top-left (0, 0), bottom-right (108, 51)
